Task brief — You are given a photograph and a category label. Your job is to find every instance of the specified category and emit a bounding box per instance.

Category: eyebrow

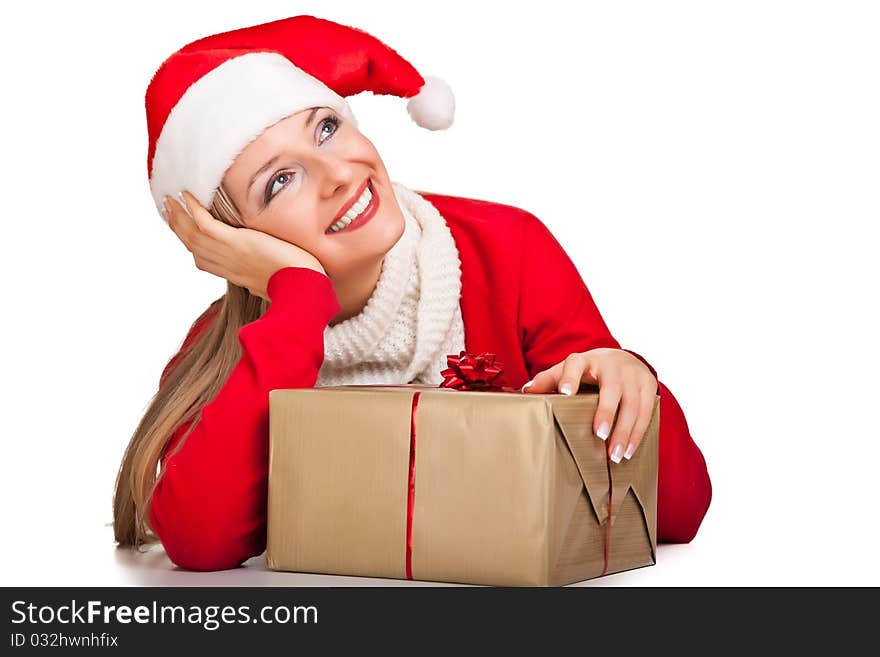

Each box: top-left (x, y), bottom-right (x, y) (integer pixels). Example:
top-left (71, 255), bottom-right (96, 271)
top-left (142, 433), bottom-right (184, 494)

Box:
top-left (247, 107), bottom-right (322, 201)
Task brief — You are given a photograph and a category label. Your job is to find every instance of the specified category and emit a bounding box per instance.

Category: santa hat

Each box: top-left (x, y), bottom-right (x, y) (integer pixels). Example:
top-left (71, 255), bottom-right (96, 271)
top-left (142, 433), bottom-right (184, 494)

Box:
top-left (145, 15), bottom-right (454, 220)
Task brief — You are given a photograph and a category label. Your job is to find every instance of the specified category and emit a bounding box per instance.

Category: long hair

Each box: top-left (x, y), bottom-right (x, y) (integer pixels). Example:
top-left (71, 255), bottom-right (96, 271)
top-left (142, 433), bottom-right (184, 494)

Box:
top-left (112, 184), bottom-right (269, 550)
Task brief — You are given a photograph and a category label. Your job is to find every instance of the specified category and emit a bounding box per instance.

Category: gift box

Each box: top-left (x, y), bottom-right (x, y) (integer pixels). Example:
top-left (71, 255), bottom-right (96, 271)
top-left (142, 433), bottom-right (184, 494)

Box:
top-left (266, 353), bottom-right (659, 586)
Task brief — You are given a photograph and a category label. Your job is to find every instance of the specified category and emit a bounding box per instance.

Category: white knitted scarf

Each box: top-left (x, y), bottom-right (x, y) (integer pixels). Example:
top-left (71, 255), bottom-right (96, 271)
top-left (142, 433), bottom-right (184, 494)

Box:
top-left (315, 181), bottom-right (466, 386)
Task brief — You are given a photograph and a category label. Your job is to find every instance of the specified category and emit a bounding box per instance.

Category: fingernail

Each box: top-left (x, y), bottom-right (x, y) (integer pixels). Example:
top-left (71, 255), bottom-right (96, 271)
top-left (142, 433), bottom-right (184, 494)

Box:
top-left (624, 443), bottom-right (635, 460)
top-left (559, 383), bottom-right (572, 396)
top-left (177, 193), bottom-right (194, 218)
top-left (610, 443), bottom-right (624, 463)
top-left (596, 421), bottom-right (610, 441)
top-left (521, 380), bottom-right (535, 393)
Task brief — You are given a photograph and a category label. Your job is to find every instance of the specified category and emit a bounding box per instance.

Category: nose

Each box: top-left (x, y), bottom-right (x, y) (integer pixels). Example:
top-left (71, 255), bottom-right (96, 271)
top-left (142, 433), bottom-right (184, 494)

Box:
top-left (317, 151), bottom-right (357, 200)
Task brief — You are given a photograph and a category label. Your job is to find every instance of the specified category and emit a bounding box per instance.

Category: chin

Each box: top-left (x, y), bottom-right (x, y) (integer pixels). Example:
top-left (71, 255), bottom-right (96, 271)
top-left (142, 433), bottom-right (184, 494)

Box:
top-left (370, 180), bottom-right (405, 236)
top-left (387, 203), bottom-right (407, 240)
top-left (371, 205), bottom-right (405, 256)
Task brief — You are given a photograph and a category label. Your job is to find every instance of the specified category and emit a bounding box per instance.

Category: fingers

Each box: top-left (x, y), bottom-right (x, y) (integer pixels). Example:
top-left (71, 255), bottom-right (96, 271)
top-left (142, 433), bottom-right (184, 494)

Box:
top-left (621, 388), bottom-right (657, 462)
top-left (164, 194), bottom-right (194, 240)
top-left (557, 352), bottom-right (591, 396)
top-left (165, 199), bottom-right (192, 255)
top-left (166, 191), bottom-right (225, 236)
top-left (521, 353), bottom-right (592, 394)
top-left (520, 360), bottom-right (562, 393)
top-left (593, 376), bottom-right (622, 445)
top-left (166, 192), bottom-right (229, 255)
top-left (519, 350), bottom-right (655, 464)
top-left (605, 378), bottom-right (639, 463)
top-left (177, 191), bottom-right (224, 237)
top-left (178, 190), bottom-right (207, 223)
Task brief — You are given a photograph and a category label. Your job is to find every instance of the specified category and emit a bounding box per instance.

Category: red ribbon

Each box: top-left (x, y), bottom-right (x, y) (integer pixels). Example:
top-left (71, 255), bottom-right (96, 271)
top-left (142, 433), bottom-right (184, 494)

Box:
top-left (406, 392), bottom-right (420, 579)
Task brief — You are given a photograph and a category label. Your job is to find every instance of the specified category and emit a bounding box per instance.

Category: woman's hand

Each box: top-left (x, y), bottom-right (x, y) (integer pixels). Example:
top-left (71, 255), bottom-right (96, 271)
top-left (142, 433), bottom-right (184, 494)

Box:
top-left (163, 191), bottom-right (326, 301)
top-left (521, 348), bottom-right (658, 463)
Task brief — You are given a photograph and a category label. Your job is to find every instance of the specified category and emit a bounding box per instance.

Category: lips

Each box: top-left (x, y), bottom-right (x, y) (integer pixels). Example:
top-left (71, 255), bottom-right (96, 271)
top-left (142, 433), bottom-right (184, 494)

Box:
top-left (327, 178), bottom-right (370, 231)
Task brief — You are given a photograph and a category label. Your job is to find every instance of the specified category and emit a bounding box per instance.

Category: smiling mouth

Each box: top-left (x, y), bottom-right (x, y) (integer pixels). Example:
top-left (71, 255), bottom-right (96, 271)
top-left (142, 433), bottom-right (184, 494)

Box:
top-left (325, 179), bottom-right (379, 235)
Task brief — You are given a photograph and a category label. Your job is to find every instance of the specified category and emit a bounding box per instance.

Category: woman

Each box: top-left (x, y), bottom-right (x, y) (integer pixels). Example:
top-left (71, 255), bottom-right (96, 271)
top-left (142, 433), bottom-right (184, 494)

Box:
top-left (113, 15), bottom-right (712, 572)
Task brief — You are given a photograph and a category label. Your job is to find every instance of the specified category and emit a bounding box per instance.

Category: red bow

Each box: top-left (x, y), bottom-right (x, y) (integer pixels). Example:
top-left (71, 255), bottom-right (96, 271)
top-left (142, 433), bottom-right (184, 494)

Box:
top-left (439, 351), bottom-right (514, 392)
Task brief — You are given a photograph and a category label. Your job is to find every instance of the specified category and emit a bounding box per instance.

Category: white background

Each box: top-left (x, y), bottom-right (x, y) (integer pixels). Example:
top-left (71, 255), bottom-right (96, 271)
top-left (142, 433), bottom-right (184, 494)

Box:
top-left (1, 0), bottom-right (878, 586)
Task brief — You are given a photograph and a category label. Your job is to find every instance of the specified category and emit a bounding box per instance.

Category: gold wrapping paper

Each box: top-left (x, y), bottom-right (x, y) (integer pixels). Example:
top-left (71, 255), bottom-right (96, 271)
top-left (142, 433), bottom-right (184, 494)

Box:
top-left (266, 384), bottom-right (659, 586)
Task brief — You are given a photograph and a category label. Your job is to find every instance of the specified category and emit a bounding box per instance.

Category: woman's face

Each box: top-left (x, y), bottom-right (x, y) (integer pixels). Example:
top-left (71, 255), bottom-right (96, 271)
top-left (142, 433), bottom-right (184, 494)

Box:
top-left (221, 106), bottom-right (405, 278)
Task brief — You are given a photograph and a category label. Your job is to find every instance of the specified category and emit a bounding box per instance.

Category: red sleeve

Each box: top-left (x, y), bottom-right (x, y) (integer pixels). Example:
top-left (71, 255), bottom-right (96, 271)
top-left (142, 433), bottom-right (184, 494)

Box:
top-left (517, 212), bottom-right (712, 543)
top-left (148, 267), bottom-right (341, 571)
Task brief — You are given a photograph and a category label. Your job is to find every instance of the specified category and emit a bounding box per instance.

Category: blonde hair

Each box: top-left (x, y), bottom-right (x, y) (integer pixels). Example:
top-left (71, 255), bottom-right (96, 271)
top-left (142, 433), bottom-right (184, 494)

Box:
top-left (112, 184), bottom-right (270, 550)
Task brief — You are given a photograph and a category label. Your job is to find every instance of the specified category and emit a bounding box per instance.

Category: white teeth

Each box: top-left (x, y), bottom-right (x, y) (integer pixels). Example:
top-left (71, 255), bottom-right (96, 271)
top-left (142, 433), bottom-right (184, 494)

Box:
top-left (328, 184), bottom-right (373, 233)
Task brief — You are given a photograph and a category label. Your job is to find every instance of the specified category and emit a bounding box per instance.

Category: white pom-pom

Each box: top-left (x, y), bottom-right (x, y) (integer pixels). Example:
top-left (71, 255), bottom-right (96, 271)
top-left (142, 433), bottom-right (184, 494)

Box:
top-left (406, 75), bottom-right (455, 130)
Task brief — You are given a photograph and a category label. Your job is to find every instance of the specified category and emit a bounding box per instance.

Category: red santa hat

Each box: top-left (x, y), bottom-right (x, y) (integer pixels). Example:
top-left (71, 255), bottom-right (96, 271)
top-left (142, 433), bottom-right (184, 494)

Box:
top-left (145, 15), bottom-right (454, 220)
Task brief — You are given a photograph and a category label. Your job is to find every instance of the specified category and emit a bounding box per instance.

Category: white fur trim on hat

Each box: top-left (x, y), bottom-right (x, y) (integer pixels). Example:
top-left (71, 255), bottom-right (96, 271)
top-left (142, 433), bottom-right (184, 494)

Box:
top-left (149, 52), bottom-right (358, 215)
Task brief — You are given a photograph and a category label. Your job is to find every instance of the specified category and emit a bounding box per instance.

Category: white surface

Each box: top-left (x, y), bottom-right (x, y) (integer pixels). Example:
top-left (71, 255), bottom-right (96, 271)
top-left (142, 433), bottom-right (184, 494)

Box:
top-left (2, 0), bottom-right (878, 586)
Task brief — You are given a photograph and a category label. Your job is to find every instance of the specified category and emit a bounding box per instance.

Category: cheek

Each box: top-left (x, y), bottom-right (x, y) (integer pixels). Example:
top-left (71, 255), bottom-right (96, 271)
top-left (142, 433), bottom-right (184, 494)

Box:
top-left (260, 210), bottom-right (316, 247)
top-left (347, 133), bottom-right (382, 164)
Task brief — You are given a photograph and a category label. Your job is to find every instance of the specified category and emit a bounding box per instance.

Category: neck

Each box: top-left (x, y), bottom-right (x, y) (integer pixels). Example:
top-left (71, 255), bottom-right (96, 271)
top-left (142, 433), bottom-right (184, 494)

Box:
top-left (327, 257), bottom-right (384, 327)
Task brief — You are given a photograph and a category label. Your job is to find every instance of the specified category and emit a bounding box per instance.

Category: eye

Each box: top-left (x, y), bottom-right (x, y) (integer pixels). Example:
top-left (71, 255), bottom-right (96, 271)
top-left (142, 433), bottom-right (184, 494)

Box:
top-left (318, 115), bottom-right (340, 144)
top-left (265, 171), bottom-right (294, 203)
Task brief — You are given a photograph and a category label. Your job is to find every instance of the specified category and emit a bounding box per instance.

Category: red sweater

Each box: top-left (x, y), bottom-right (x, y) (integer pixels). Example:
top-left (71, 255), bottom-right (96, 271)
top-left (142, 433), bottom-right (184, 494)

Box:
top-left (149, 191), bottom-right (712, 571)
